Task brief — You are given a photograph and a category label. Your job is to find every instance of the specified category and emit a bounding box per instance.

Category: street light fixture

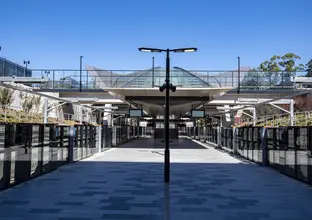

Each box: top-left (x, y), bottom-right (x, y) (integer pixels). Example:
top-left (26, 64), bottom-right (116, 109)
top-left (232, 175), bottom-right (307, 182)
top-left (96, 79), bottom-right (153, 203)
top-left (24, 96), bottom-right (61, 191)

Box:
top-left (139, 47), bottom-right (197, 183)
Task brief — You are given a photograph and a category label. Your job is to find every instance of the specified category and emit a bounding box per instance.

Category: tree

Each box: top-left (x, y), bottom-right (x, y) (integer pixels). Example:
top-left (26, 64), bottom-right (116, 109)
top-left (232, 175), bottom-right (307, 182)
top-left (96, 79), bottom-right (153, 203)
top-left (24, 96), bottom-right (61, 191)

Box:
top-left (277, 53), bottom-right (304, 85)
top-left (278, 53), bottom-right (304, 72)
top-left (257, 55), bottom-right (281, 86)
top-left (20, 92), bottom-right (35, 114)
top-left (33, 96), bottom-right (42, 113)
top-left (306, 59), bottom-right (312, 77)
top-left (257, 53), bottom-right (304, 86)
top-left (0, 87), bottom-right (14, 111)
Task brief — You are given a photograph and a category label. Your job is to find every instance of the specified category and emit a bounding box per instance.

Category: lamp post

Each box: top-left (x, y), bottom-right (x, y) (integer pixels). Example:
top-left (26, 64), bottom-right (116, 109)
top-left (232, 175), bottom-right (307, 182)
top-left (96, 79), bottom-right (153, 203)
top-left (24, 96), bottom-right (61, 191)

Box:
top-left (80, 55), bottom-right (83, 92)
top-left (0, 46), bottom-right (3, 76)
top-left (23, 60), bottom-right (30, 77)
top-left (237, 56), bottom-right (240, 94)
top-left (152, 57), bottom-right (155, 87)
top-left (139, 47), bottom-right (197, 183)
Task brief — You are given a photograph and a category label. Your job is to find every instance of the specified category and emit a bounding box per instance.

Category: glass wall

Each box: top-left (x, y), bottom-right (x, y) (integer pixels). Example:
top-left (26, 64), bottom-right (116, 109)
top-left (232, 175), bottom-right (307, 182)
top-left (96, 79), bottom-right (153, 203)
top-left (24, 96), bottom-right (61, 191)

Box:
top-left (0, 58), bottom-right (32, 77)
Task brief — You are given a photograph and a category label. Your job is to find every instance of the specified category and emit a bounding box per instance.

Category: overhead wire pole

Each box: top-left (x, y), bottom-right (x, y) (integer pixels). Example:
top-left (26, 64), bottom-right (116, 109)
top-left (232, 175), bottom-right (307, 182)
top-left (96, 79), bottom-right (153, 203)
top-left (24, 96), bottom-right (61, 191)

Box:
top-left (152, 56), bottom-right (155, 87)
top-left (139, 47), bottom-right (197, 183)
top-left (0, 46), bottom-right (3, 76)
top-left (237, 56), bottom-right (240, 94)
top-left (80, 55), bottom-right (83, 92)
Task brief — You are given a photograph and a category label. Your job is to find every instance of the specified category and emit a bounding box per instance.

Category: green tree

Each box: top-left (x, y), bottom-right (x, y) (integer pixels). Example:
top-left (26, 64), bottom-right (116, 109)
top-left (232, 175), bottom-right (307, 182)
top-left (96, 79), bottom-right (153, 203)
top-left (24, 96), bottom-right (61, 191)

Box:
top-left (257, 53), bottom-right (304, 86)
top-left (278, 53), bottom-right (304, 72)
top-left (20, 92), bottom-right (35, 114)
top-left (277, 53), bottom-right (304, 85)
top-left (305, 59), bottom-right (312, 77)
top-left (0, 88), bottom-right (14, 111)
top-left (257, 55), bottom-right (281, 86)
top-left (33, 96), bottom-right (42, 113)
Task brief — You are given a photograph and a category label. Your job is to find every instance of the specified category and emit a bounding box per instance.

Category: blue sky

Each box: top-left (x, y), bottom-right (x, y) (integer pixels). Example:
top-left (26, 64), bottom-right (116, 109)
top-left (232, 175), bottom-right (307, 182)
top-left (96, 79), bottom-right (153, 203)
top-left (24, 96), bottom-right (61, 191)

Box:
top-left (0, 0), bottom-right (311, 71)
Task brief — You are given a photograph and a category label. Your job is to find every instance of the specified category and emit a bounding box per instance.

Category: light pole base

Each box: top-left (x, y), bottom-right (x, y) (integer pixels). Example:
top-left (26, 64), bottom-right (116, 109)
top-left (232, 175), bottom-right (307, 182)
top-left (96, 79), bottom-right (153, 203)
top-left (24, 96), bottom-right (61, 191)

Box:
top-left (164, 149), bottom-right (170, 182)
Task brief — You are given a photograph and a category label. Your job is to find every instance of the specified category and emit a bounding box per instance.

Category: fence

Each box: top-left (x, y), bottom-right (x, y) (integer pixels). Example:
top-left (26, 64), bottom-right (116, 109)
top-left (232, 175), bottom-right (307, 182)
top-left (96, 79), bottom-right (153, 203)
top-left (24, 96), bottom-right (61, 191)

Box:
top-left (188, 125), bottom-right (312, 185)
top-left (186, 126), bottom-right (218, 144)
top-left (0, 123), bottom-right (114, 190)
top-left (29, 69), bottom-right (307, 90)
top-left (238, 111), bottom-right (312, 127)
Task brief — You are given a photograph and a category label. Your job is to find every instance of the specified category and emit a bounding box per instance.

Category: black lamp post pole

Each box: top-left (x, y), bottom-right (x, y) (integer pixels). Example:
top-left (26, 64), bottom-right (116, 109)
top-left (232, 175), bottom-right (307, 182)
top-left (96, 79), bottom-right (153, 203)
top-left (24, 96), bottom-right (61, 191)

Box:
top-left (0, 46), bottom-right (2, 76)
top-left (80, 55), bottom-right (83, 92)
top-left (164, 49), bottom-right (170, 183)
top-left (237, 56), bottom-right (240, 94)
top-left (138, 47), bottom-right (196, 183)
top-left (152, 57), bottom-right (155, 87)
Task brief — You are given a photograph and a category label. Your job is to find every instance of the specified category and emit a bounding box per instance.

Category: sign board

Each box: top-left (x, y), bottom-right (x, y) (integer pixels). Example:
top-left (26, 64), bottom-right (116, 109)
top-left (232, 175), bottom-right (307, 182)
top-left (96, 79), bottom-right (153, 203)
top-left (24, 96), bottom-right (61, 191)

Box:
top-left (129, 109), bottom-right (143, 117)
top-left (139, 121), bottom-right (148, 127)
top-left (191, 110), bottom-right (205, 118)
top-left (186, 122), bottom-right (194, 127)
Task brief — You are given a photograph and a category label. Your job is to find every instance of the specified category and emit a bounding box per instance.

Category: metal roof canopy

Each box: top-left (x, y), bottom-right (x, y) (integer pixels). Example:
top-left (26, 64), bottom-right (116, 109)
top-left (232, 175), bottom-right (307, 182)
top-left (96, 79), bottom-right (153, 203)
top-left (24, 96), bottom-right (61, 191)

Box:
top-left (0, 76), bottom-right (49, 83)
top-left (213, 95), bottom-right (304, 126)
top-left (0, 82), bottom-right (118, 113)
top-left (105, 87), bottom-right (232, 97)
top-left (207, 98), bottom-right (296, 106)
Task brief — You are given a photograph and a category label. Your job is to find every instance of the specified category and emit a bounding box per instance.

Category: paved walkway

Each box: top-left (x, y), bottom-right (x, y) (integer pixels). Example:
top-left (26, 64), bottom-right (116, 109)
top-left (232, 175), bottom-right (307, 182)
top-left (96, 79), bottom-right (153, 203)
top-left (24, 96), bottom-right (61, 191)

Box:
top-left (1, 137), bottom-right (312, 220)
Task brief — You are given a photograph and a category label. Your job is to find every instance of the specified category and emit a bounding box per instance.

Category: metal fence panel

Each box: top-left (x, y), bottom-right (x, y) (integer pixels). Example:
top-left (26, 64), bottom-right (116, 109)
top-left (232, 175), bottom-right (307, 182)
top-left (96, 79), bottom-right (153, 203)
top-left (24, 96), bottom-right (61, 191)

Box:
top-left (297, 127), bottom-right (308, 182)
top-left (0, 123), bottom-right (112, 191)
top-left (286, 128), bottom-right (296, 177)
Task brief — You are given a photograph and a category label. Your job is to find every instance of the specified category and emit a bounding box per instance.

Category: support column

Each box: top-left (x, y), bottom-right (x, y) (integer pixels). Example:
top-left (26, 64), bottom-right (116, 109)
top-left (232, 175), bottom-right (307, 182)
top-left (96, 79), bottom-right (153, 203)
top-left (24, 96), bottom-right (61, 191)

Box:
top-left (43, 98), bottom-right (48, 124)
top-left (290, 100), bottom-right (294, 126)
top-left (252, 108), bottom-right (257, 126)
top-left (104, 104), bottom-right (112, 126)
top-left (80, 106), bottom-right (83, 124)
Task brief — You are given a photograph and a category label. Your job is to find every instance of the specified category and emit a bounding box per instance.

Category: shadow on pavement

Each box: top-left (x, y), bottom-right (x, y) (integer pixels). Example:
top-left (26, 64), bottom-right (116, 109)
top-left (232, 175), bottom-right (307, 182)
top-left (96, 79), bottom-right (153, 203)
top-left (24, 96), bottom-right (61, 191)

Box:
top-left (0, 159), bottom-right (312, 220)
top-left (114, 137), bottom-right (208, 149)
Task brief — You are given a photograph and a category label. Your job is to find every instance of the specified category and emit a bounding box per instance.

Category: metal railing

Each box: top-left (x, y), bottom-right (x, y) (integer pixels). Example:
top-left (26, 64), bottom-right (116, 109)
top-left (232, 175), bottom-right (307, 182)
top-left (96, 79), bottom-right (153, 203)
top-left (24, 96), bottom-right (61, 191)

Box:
top-left (26, 69), bottom-right (307, 90)
top-left (0, 124), bottom-right (103, 190)
top-left (0, 122), bottom-right (140, 191)
top-left (187, 125), bottom-right (312, 185)
top-left (238, 111), bottom-right (312, 127)
top-left (0, 107), bottom-right (98, 125)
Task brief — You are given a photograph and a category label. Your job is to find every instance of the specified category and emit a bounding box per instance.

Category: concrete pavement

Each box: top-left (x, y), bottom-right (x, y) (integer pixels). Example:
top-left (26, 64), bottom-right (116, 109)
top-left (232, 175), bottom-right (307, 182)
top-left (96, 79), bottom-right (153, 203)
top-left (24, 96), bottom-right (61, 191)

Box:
top-left (0, 137), bottom-right (312, 220)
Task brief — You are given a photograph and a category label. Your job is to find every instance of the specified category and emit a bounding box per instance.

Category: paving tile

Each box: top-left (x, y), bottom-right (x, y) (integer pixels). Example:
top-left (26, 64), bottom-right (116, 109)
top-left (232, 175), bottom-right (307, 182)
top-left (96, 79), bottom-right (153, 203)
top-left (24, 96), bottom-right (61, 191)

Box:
top-left (0, 200), bottom-right (30, 205)
top-left (1, 137), bottom-right (312, 219)
top-left (55, 202), bottom-right (85, 206)
top-left (29, 208), bottom-right (62, 213)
